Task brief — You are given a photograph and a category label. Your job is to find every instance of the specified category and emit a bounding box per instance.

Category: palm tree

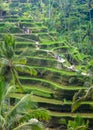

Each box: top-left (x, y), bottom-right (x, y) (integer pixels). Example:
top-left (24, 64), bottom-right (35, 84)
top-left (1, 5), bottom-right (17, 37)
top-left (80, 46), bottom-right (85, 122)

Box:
top-left (0, 79), bottom-right (46, 130)
top-left (0, 34), bottom-right (50, 129)
top-left (0, 34), bottom-right (37, 90)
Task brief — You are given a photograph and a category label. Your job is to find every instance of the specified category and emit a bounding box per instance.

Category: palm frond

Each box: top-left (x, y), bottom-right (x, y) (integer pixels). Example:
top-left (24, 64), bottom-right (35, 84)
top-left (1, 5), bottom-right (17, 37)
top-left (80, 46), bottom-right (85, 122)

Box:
top-left (11, 68), bottom-right (23, 91)
top-left (0, 41), bottom-right (7, 58)
top-left (13, 121), bottom-right (44, 130)
top-left (0, 58), bottom-right (9, 66)
top-left (73, 89), bottom-right (84, 102)
top-left (5, 93), bottom-right (38, 129)
top-left (0, 115), bottom-right (5, 123)
top-left (2, 34), bottom-right (15, 59)
top-left (0, 115), bottom-right (5, 130)
top-left (4, 85), bottom-right (15, 99)
top-left (72, 88), bottom-right (90, 112)
top-left (5, 94), bottom-right (31, 121)
top-left (15, 65), bottom-right (37, 76)
top-left (13, 58), bottom-right (27, 65)
top-left (0, 78), bottom-right (5, 105)
top-left (76, 125), bottom-right (87, 130)
top-left (72, 97), bottom-right (85, 112)
top-left (4, 34), bottom-right (15, 48)
top-left (72, 88), bottom-right (87, 112)
top-left (19, 47), bottom-right (30, 57)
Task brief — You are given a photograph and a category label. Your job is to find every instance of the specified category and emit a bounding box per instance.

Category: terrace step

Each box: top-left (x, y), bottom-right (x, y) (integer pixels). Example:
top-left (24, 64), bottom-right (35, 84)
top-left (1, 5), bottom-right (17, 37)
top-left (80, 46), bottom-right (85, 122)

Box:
top-left (9, 93), bottom-right (93, 113)
top-left (0, 8), bottom-right (93, 128)
top-left (19, 76), bottom-right (86, 90)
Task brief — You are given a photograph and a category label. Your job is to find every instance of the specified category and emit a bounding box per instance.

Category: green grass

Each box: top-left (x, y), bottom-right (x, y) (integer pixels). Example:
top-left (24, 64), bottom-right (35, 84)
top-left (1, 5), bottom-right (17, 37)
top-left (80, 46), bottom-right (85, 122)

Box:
top-left (16, 40), bottom-right (63, 45)
top-left (52, 45), bottom-right (69, 51)
top-left (32, 66), bottom-right (77, 76)
top-left (14, 35), bottom-right (38, 42)
top-left (9, 93), bottom-right (93, 107)
top-left (19, 76), bottom-right (87, 91)
top-left (9, 93), bottom-right (63, 105)
top-left (26, 55), bottom-right (57, 62)
top-left (19, 65), bottom-right (80, 82)
top-left (16, 41), bottom-right (34, 45)
top-left (50, 111), bottom-right (93, 118)
top-left (23, 85), bottom-right (53, 93)
top-left (23, 85), bottom-right (54, 98)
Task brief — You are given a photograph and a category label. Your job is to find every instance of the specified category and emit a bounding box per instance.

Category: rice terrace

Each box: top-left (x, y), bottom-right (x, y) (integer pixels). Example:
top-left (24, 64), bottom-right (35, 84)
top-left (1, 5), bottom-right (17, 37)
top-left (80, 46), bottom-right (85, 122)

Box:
top-left (0, 0), bottom-right (93, 130)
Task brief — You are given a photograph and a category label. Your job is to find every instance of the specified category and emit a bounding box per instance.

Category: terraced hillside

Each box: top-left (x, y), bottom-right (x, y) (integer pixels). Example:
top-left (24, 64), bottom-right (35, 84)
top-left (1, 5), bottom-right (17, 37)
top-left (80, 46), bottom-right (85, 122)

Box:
top-left (0, 14), bottom-right (93, 129)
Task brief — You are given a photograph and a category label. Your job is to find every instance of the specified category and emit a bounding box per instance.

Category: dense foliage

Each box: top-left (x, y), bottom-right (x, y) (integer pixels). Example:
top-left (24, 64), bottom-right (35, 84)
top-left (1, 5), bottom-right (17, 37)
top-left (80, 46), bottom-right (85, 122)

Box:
top-left (0, 0), bottom-right (93, 130)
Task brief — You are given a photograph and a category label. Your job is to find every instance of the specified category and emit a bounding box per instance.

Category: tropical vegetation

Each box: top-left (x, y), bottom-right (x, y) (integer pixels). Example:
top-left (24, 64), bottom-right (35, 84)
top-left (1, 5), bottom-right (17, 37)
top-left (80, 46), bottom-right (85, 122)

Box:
top-left (0, 0), bottom-right (93, 130)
